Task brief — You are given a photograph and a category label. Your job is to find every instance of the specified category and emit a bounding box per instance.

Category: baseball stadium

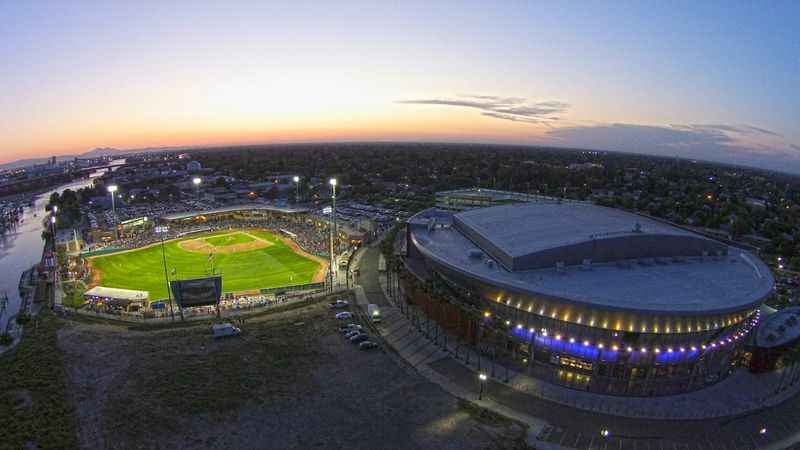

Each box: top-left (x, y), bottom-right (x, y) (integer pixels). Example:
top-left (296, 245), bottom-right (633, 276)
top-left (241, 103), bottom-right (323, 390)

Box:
top-left (402, 199), bottom-right (775, 396)
top-left (79, 205), bottom-right (357, 313)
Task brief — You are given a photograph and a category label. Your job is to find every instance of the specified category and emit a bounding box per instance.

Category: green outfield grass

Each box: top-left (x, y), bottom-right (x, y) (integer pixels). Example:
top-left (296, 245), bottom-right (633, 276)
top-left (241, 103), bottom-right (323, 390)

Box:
top-left (89, 230), bottom-right (321, 300)
top-left (204, 232), bottom-right (255, 247)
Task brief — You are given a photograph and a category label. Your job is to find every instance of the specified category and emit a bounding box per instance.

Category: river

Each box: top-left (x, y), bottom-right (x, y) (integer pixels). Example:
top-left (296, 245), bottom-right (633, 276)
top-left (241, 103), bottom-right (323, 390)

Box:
top-left (0, 160), bottom-right (124, 332)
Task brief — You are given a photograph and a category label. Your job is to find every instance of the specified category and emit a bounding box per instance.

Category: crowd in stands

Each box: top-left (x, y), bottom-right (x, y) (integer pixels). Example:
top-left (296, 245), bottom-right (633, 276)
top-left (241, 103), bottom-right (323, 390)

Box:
top-left (82, 212), bottom-right (351, 259)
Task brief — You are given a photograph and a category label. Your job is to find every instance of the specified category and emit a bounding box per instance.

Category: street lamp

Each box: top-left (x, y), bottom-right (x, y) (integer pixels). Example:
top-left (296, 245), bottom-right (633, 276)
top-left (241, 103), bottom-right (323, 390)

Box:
top-left (329, 178), bottom-right (337, 290)
top-left (293, 175), bottom-right (300, 203)
top-left (107, 185), bottom-right (118, 240)
top-left (478, 373), bottom-right (487, 400)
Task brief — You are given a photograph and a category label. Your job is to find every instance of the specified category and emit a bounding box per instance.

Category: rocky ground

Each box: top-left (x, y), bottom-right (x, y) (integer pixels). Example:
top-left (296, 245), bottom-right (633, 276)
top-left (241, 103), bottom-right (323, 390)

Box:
top-left (58, 300), bottom-right (527, 450)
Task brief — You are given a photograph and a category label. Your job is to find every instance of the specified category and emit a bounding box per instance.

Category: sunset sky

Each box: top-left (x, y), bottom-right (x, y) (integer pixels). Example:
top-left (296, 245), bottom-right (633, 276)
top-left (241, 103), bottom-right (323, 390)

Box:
top-left (1, 1), bottom-right (798, 171)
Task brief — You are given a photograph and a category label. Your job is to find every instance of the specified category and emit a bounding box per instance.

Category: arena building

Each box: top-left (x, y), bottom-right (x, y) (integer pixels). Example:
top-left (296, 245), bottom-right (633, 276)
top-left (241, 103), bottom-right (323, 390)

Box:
top-left (402, 200), bottom-right (774, 396)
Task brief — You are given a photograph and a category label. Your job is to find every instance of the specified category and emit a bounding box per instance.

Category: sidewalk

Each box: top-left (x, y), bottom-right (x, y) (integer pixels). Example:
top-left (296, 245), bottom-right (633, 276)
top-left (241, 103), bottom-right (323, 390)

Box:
top-left (353, 284), bottom-right (554, 447)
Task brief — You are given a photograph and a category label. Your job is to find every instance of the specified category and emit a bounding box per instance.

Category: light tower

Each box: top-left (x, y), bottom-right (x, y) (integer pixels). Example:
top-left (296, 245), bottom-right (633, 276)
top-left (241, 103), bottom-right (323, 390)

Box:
top-left (107, 185), bottom-right (118, 239)
top-left (192, 177), bottom-right (202, 199)
top-left (293, 175), bottom-right (300, 203)
top-left (50, 216), bottom-right (57, 251)
top-left (329, 178), bottom-right (337, 289)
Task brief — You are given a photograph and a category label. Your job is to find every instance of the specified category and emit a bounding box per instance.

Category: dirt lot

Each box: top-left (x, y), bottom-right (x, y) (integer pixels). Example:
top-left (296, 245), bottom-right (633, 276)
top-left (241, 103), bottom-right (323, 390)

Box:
top-left (58, 301), bottom-right (526, 450)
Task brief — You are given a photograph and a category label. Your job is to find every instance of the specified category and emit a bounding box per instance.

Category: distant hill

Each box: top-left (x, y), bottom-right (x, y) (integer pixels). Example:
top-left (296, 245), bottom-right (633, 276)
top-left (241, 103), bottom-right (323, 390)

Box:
top-left (78, 147), bottom-right (123, 158)
top-left (0, 148), bottom-right (125, 170)
top-left (0, 145), bottom-right (202, 171)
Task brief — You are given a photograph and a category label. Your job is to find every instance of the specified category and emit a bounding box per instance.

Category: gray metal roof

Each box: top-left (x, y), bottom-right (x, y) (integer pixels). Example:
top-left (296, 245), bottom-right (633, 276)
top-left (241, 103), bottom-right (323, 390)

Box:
top-left (409, 205), bottom-right (774, 315)
top-left (452, 202), bottom-right (725, 271)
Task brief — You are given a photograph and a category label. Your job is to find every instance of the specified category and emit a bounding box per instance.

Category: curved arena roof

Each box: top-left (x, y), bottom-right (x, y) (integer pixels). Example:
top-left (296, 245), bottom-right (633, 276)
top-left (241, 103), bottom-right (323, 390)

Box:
top-left (408, 202), bottom-right (774, 331)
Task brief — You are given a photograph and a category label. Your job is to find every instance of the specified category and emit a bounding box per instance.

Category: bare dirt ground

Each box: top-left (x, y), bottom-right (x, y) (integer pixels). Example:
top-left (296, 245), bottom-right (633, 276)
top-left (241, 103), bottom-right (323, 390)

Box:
top-left (58, 302), bottom-right (526, 450)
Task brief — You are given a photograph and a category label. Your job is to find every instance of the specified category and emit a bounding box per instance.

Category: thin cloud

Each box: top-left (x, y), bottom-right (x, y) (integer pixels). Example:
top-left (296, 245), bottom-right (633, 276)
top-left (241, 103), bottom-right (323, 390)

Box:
top-left (397, 95), bottom-right (568, 124)
top-left (545, 123), bottom-right (800, 173)
top-left (681, 124), bottom-right (783, 138)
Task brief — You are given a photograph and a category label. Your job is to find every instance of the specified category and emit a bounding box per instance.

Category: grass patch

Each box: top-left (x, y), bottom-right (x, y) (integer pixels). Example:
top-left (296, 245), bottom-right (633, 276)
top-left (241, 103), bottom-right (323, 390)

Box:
top-left (61, 281), bottom-right (87, 308)
top-left (0, 310), bottom-right (78, 450)
top-left (457, 399), bottom-right (519, 427)
top-left (90, 229), bottom-right (320, 299)
top-left (204, 232), bottom-right (255, 247)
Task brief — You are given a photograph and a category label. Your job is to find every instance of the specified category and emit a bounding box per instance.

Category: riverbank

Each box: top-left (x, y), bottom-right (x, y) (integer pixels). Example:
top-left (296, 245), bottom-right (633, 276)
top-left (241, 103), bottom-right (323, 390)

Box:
top-left (0, 267), bottom-right (48, 355)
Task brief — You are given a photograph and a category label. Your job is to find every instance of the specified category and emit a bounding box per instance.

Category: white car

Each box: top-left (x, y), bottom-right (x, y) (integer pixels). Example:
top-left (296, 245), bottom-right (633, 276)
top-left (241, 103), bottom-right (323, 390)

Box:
top-left (329, 300), bottom-right (350, 309)
top-left (335, 311), bottom-right (354, 320)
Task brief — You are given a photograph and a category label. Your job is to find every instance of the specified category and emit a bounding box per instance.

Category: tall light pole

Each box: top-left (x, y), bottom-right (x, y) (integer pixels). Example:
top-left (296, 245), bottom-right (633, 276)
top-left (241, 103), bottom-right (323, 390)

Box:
top-left (329, 178), bottom-right (337, 290)
top-left (50, 216), bottom-right (57, 251)
top-left (155, 225), bottom-right (176, 322)
top-left (293, 175), bottom-right (300, 203)
top-left (192, 177), bottom-right (202, 200)
top-left (107, 185), bottom-right (118, 240)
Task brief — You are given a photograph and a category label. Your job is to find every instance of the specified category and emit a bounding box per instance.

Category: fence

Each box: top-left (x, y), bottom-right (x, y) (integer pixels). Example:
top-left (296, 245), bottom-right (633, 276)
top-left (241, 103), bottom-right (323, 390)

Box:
top-left (66, 286), bottom-right (349, 324)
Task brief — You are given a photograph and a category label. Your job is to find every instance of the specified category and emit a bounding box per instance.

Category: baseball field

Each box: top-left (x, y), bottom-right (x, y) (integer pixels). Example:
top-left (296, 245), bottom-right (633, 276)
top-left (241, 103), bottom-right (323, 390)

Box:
top-left (88, 229), bottom-right (326, 300)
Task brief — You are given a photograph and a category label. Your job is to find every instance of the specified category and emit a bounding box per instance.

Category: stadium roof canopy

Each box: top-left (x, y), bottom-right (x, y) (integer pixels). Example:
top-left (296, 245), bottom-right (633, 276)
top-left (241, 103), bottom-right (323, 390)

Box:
top-left (409, 203), bottom-right (774, 315)
top-left (160, 204), bottom-right (310, 221)
top-left (84, 286), bottom-right (149, 302)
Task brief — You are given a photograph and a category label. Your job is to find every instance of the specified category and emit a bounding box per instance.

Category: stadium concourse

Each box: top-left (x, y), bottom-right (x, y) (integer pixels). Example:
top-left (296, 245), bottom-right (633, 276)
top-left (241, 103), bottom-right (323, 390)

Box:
top-left (66, 205), bottom-right (360, 322)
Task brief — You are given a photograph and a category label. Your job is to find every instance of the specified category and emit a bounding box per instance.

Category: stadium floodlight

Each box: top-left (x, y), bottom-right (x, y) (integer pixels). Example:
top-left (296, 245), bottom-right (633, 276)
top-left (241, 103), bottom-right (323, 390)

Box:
top-left (107, 184), bottom-right (119, 239)
top-left (50, 215), bottom-right (57, 250)
top-left (192, 177), bottom-right (202, 200)
top-left (293, 176), bottom-right (301, 202)
top-left (328, 177), bottom-right (337, 290)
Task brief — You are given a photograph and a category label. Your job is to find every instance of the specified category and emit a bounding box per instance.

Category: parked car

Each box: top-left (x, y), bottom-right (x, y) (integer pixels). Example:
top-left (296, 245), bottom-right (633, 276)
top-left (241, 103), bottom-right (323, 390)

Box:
top-left (339, 323), bottom-right (362, 332)
top-left (344, 329), bottom-right (362, 338)
top-left (359, 341), bottom-right (378, 350)
top-left (329, 300), bottom-right (349, 309)
top-left (350, 333), bottom-right (369, 343)
top-left (335, 312), bottom-right (354, 320)
top-left (211, 323), bottom-right (241, 338)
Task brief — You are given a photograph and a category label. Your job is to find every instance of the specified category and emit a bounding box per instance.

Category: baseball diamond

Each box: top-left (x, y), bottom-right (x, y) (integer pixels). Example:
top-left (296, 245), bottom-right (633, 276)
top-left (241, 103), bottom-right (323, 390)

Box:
top-left (88, 229), bottom-right (326, 300)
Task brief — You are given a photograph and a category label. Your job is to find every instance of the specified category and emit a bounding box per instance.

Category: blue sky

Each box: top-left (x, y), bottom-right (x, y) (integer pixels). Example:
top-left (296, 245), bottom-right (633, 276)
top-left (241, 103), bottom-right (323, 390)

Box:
top-left (1, 0), bottom-right (798, 171)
